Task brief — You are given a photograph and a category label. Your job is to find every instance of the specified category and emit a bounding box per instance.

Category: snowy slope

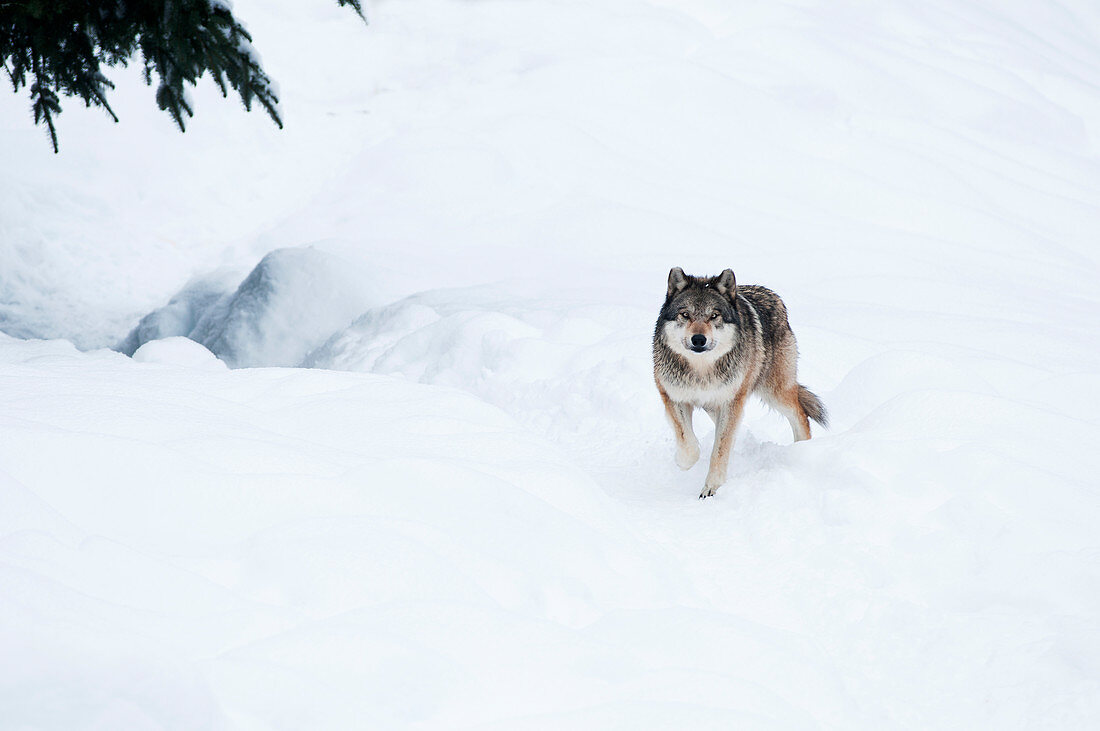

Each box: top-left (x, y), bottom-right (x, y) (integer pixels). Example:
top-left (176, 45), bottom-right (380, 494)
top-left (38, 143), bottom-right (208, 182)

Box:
top-left (3, 0), bottom-right (1100, 727)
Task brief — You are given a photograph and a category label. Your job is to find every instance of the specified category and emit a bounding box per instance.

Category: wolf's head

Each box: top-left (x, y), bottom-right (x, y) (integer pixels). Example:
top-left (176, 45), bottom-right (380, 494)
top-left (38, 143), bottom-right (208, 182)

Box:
top-left (658, 267), bottom-right (740, 360)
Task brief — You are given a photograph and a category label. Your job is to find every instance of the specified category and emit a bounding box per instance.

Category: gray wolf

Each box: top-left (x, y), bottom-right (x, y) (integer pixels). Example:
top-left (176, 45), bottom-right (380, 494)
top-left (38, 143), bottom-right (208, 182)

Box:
top-left (653, 267), bottom-right (827, 498)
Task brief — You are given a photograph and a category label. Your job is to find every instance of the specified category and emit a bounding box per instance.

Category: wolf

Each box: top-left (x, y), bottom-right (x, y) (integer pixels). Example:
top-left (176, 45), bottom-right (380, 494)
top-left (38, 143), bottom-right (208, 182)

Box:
top-left (653, 267), bottom-right (827, 498)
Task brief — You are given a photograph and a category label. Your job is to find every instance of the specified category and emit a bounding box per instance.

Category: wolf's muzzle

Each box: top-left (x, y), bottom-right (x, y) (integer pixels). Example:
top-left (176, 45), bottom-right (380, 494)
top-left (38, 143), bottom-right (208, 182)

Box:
top-left (689, 334), bottom-right (708, 352)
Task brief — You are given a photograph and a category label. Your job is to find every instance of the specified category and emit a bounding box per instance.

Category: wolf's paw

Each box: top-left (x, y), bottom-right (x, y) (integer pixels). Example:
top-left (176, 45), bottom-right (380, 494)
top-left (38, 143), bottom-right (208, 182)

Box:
top-left (675, 442), bottom-right (700, 470)
top-left (699, 475), bottom-right (725, 499)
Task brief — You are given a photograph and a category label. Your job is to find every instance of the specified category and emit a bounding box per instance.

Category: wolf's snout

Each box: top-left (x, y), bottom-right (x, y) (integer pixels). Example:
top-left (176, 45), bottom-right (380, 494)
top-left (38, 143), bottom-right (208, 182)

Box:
top-left (690, 334), bottom-right (707, 352)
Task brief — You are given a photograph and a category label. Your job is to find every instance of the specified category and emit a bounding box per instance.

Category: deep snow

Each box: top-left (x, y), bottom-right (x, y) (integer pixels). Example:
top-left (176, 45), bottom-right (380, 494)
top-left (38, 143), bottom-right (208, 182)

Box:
top-left (3, 0), bottom-right (1100, 728)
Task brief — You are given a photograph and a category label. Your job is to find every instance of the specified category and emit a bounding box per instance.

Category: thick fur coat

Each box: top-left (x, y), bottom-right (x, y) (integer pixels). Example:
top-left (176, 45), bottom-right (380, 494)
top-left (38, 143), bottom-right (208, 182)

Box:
top-left (653, 267), bottom-right (826, 497)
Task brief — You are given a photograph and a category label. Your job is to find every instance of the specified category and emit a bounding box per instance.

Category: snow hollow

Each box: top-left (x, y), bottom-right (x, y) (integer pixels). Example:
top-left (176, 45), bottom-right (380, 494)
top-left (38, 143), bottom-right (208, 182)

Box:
top-left (2, 0), bottom-right (1100, 728)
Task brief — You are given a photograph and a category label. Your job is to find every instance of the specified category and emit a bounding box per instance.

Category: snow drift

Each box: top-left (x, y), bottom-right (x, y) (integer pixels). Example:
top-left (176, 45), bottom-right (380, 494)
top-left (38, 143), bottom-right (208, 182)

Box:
top-left (120, 247), bottom-right (384, 368)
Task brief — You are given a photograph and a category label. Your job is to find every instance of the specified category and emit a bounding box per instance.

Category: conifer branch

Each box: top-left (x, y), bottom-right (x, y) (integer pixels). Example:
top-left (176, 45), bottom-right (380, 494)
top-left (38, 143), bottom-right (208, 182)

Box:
top-left (0, 0), bottom-right (363, 151)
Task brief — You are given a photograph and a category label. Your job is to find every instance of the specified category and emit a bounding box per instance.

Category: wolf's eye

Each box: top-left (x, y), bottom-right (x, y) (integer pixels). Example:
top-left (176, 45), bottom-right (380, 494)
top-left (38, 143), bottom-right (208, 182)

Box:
top-left (709, 312), bottom-right (720, 321)
top-left (678, 311), bottom-right (690, 319)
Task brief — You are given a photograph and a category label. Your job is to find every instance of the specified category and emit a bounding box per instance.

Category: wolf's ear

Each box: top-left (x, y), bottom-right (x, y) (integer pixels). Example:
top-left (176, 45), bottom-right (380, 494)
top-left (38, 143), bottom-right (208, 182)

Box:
top-left (714, 269), bottom-right (736, 297)
top-left (667, 267), bottom-right (689, 297)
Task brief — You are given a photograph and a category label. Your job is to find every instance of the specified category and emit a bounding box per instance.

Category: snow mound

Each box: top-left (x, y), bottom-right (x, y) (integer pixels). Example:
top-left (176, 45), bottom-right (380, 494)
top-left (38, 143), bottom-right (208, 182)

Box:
top-left (122, 248), bottom-right (386, 368)
top-left (132, 336), bottom-right (227, 370)
top-left (304, 286), bottom-right (655, 442)
top-left (116, 268), bottom-right (241, 356)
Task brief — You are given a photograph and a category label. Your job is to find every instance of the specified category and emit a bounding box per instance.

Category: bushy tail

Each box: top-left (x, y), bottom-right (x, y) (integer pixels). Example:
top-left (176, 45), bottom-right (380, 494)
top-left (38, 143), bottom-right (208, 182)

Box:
top-left (798, 385), bottom-right (828, 428)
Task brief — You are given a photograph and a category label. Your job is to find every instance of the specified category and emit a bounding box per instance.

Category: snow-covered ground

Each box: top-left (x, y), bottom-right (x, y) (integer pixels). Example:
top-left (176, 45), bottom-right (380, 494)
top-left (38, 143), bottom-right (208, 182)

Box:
top-left (3, 0), bottom-right (1100, 727)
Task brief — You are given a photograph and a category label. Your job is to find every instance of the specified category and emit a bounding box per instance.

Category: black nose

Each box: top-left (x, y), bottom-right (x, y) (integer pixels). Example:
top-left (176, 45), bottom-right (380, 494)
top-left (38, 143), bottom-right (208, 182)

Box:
top-left (691, 334), bottom-right (707, 348)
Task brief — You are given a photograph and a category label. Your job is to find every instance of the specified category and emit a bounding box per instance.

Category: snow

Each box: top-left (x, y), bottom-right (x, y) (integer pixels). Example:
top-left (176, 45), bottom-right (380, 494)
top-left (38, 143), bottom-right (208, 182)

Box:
top-left (132, 336), bottom-right (227, 369)
top-left (116, 267), bottom-right (241, 356)
top-left (2, 0), bottom-right (1100, 727)
top-left (120, 247), bottom-right (390, 368)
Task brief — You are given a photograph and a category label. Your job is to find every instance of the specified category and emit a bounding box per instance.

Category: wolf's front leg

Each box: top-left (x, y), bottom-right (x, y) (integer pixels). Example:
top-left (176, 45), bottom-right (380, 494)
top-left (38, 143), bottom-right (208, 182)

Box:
top-left (701, 392), bottom-right (749, 498)
top-left (657, 385), bottom-right (699, 469)
top-left (672, 402), bottom-right (699, 469)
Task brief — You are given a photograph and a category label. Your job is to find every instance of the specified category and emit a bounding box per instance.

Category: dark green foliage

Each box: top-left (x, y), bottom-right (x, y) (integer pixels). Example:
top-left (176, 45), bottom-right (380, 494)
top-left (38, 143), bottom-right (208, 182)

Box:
top-left (1, 0), bottom-right (363, 152)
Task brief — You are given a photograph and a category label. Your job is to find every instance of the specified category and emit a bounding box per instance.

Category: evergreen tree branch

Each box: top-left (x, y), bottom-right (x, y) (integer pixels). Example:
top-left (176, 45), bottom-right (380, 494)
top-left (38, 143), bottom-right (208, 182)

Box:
top-left (0, 0), bottom-right (361, 151)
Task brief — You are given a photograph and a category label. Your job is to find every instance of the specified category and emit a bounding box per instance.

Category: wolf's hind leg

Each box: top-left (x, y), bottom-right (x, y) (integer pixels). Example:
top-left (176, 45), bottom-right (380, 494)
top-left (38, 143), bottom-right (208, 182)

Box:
top-left (775, 386), bottom-right (812, 442)
top-left (657, 385), bottom-right (699, 469)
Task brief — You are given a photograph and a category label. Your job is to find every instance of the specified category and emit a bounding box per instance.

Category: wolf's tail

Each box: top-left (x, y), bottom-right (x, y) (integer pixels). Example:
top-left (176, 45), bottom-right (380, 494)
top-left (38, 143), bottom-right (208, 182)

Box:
top-left (797, 385), bottom-right (828, 428)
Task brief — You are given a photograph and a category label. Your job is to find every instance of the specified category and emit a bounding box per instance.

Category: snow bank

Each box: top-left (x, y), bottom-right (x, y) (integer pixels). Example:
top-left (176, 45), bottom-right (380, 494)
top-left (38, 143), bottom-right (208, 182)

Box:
top-left (121, 247), bottom-right (386, 368)
top-left (132, 336), bottom-right (227, 370)
top-left (0, 337), bottom-right (682, 729)
top-left (188, 247), bottom-right (381, 368)
top-left (5, 300), bottom-right (1100, 727)
top-left (303, 286), bottom-right (651, 441)
top-left (116, 268), bottom-right (241, 356)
